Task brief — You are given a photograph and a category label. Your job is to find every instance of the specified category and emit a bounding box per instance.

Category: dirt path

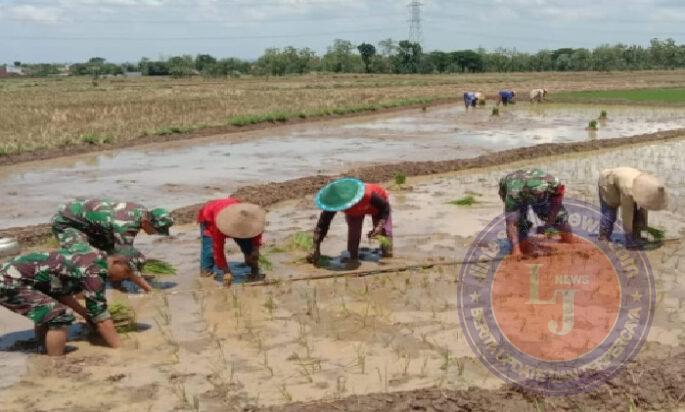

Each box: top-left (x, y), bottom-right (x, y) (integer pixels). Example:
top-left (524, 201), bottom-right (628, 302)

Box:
top-left (3, 127), bottom-right (683, 247)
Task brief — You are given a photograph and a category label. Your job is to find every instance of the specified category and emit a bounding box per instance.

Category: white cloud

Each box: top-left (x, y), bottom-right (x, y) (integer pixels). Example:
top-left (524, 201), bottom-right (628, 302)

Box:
top-left (8, 5), bottom-right (61, 24)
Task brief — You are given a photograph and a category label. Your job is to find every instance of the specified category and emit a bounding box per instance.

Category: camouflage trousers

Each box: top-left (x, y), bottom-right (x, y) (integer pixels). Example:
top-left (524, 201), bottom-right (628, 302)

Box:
top-left (0, 286), bottom-right (75, 328)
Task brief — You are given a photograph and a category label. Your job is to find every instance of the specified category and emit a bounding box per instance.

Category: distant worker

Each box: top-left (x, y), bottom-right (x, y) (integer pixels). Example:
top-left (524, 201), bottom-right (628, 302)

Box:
top-left (530, 88), bottom-right (548, 103)
top-left (197, 198), bottom-right (266, 284)
top-left (499, 169), bottom-right (574, 256)
top-left (51, 199), bottom-right (173, 271)
top-left (598, 167), bottom-right (668, 246)
top-left (0, 243), bottom-right (147, 356)
top-left (307, 178), bottom-right (392, 268)
top-left (474, 92), bottom-right (485, 105)
top-left (463, 91), bottom-right (479, 109)
top-left (496, 89), bottom-right (516, 106)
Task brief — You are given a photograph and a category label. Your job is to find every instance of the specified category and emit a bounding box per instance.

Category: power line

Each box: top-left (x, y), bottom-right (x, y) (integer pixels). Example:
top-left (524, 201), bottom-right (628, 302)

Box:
top-left (4, 27), bottom-right (402, 40)
top-left (2, 13), bottom-right (406, 23)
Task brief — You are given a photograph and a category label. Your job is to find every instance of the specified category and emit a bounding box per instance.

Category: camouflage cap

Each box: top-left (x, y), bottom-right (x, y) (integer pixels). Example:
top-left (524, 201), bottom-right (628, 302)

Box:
top-left (111, 245), bottom-right (145, 274)
top-left (150, 208), bottom-right (174, 235)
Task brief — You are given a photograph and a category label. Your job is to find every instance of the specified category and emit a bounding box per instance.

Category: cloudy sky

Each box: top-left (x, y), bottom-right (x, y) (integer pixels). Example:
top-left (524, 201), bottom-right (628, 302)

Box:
top-left (1, 0), bottom-right (683, 63)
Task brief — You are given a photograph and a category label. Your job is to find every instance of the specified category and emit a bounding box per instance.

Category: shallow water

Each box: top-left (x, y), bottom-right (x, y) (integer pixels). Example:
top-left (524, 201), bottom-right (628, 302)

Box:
top-left (1, 104), bottom-right (684, 228)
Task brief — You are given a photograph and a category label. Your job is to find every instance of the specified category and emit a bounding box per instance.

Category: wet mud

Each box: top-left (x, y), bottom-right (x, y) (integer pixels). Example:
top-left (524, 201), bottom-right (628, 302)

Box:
top-left (263, 346), bottom-right (685, 412)
top-left (0, 137), bottom-right (684, 410)
top-left (2, 127), bottom-right (683, 247)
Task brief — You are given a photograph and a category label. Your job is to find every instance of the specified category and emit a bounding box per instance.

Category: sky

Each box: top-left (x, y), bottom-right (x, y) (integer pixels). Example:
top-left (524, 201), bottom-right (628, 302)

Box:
top-left (1, 0), bottom-right (684, 63)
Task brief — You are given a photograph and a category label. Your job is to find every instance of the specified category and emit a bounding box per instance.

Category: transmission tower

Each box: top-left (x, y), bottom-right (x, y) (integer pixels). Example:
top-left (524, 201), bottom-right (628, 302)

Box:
top-left (408, 0), bottom-right (423, 47)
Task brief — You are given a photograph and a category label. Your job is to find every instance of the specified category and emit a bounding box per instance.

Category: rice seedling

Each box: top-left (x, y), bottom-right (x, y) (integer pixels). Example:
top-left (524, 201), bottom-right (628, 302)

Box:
top-left (142, 259), bottom-right (177, 276)
top-left (491, 107), bottom-right (500, 116)
top-left (375, 235), bottom-right (392, 249)
top-left (109, 301), bottom-right (137, 333)
top-left (447, 195), bottom-right (476, 206)
top-left (278, 384), bottom-right (293, 402)
top-left (258, 254), bottom-right (273, 271)
top-left (600, 109), bottom-right (608, 119)
top-left (588, 119), bottom-right (599, 130)
top-left (355, 344), bottom-right (367, 374)
top-left (647, 226), bottom-right (666, 241)
top-left (286, 231), bottom-right (314, 252)
top-left (394, 173), bottom-right (407, 185)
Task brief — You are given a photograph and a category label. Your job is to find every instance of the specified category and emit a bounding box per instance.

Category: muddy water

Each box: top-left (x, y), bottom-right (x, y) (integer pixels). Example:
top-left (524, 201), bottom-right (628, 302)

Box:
top-left (2, 104), bottom-right (685, 229)
top-left (1, 136), bottom-right (683, 410)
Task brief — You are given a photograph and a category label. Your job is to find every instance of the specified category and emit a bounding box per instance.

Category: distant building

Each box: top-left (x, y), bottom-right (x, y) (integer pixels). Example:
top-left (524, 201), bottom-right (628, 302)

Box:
top-left (7, 65), bottom-right (23, 75)
top-left (124, 71), bottom-right (143, 78)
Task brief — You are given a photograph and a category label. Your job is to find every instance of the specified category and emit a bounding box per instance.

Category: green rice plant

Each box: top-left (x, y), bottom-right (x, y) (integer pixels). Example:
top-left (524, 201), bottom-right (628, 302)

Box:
top-left (80, 133), bottom-right (112, 145)
top-left (109, 301), bottom-right (137, 333)
top-left (142, 259), bottom-right (177, 276)
top-left (599, 110), bottom-right (608, 119)
top-left (394, 173), bottom-right (406, 185)
top-left (646, 226), bottom-right (665, 241)
top-left (287, 231), bottom-right (314, 252)
top-left (375, 235), bottom-right (392, 249)
top-left (448, 195), bottom-right (476, 206)
top-left (258, 254), bottom-right (273, 271)
top-left (588, 119), bottom-right (599, 130)
top-left (491, 107), bottom-right (499, 116)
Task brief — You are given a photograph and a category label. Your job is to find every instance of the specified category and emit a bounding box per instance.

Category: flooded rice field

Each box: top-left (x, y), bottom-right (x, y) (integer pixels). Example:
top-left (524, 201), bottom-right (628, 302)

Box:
top-left (1, 103), bottom-right (684, 228)
top-left (1, 133), bottom-right (683, 410)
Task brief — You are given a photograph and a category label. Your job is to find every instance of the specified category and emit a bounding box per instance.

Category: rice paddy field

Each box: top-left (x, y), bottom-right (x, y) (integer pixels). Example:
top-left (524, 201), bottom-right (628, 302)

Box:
top-left (1, 70), bottom-right (685, 411)
top-left (2, 70), bottom-right (685, 158)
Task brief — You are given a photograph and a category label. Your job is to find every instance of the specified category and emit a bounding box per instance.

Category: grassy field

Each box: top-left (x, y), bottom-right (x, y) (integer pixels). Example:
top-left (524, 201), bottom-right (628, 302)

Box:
top-left (2, 71), bottom-right (685, 156)
top-left (554, 88), bottom-right (685, 104)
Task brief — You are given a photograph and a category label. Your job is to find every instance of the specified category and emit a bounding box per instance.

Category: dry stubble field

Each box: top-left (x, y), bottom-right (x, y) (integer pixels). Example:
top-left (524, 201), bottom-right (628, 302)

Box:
top-left (2, 70), bottom-right (685, 157)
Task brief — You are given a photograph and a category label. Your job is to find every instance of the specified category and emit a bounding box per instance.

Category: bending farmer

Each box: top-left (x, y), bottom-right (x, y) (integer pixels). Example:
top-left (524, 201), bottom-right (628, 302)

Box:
top-left (0, 241), bottom-right (147, 356)
top-left (598, 167), bottom-right (668, 246)
top-left (51, 199), bottom-right (173, 280)
top-left (197, 198), bottom-right (266, 283)
top-left (307, 178), bottom-right (392, 267)
top-left (499, 169), bottom-right (573, 255)
top-left (496, 89), bottom-right (516, 106)
top-left (463, 91), bottom-right (478, 109)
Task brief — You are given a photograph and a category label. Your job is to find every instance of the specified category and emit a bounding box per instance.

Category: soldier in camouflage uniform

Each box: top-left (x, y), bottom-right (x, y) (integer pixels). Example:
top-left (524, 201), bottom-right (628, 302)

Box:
top-left (0, 238), bottom-right (142, 356)
top-left (51, 199), bottom-right (173, 276)
top-left (498, 168), bottom-right (574, 255)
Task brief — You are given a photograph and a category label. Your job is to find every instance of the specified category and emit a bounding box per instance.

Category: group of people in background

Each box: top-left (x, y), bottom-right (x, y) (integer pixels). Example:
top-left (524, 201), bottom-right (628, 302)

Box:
top-left (463, 88), bottom-right (549, 109)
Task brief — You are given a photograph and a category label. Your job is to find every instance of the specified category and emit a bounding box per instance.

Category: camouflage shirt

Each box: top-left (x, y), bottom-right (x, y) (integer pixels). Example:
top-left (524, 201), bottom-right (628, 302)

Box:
top-left (498, 169), bottom-right (564, 212)
top-left (0, 244), bottom-right (110, 323)
top-left (52, 199), bottom-right (149, 253)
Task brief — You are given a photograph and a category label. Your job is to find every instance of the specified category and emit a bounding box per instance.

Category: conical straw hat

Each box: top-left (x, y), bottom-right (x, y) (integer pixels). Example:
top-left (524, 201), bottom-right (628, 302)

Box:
top-left (633, 174), bottom-right (667, 211)
top-left (216, 203), bottom-right (266, 238)
top-left (315, 178), bottom-right (365, 212)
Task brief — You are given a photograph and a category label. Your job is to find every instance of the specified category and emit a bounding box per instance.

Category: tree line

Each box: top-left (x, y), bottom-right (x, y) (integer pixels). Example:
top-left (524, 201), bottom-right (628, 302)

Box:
top-left (8, 38), bottom-right (685, 78)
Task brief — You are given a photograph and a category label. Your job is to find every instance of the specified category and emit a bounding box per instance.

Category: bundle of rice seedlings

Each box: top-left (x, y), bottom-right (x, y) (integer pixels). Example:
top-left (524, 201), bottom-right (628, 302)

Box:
top-left (142, 259), bottom-right (177, 276)
top-left (258, 254), bottom-right (273, 271)
top-left (646, 227), bottom-right (665, 241)
top-left (287, 232), bottom-right (314, 252)
top-left (375, 235), bottom-right (392, 249)
top-left (448, 195), bottom-right (476, 206)
top-left (109, 301), bottom-right (137, 333)
top-left (394, 173), bottom-right (407, 186)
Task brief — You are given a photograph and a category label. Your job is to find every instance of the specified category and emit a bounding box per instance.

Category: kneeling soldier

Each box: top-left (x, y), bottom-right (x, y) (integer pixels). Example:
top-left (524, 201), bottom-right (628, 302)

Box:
top-left (0, 240), bottom-right (148, 356)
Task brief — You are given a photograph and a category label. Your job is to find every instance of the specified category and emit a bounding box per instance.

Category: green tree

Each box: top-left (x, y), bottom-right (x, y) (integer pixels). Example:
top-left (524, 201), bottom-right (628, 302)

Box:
top-left (357, 43), bottom-right (376, 73)
top-left (168, 55), bottom-right (195, 77)
top-left (392, 40), bottom-right (422, 73)
top-left (195, 54), bottom-right (217, 72)
top-left (322, 39), bottom-right (362, 73)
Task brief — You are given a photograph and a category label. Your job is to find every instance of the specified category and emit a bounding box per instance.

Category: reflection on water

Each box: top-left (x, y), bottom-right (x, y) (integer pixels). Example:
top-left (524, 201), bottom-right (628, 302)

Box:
top-left (1, 104), bottom-right (684, 228)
